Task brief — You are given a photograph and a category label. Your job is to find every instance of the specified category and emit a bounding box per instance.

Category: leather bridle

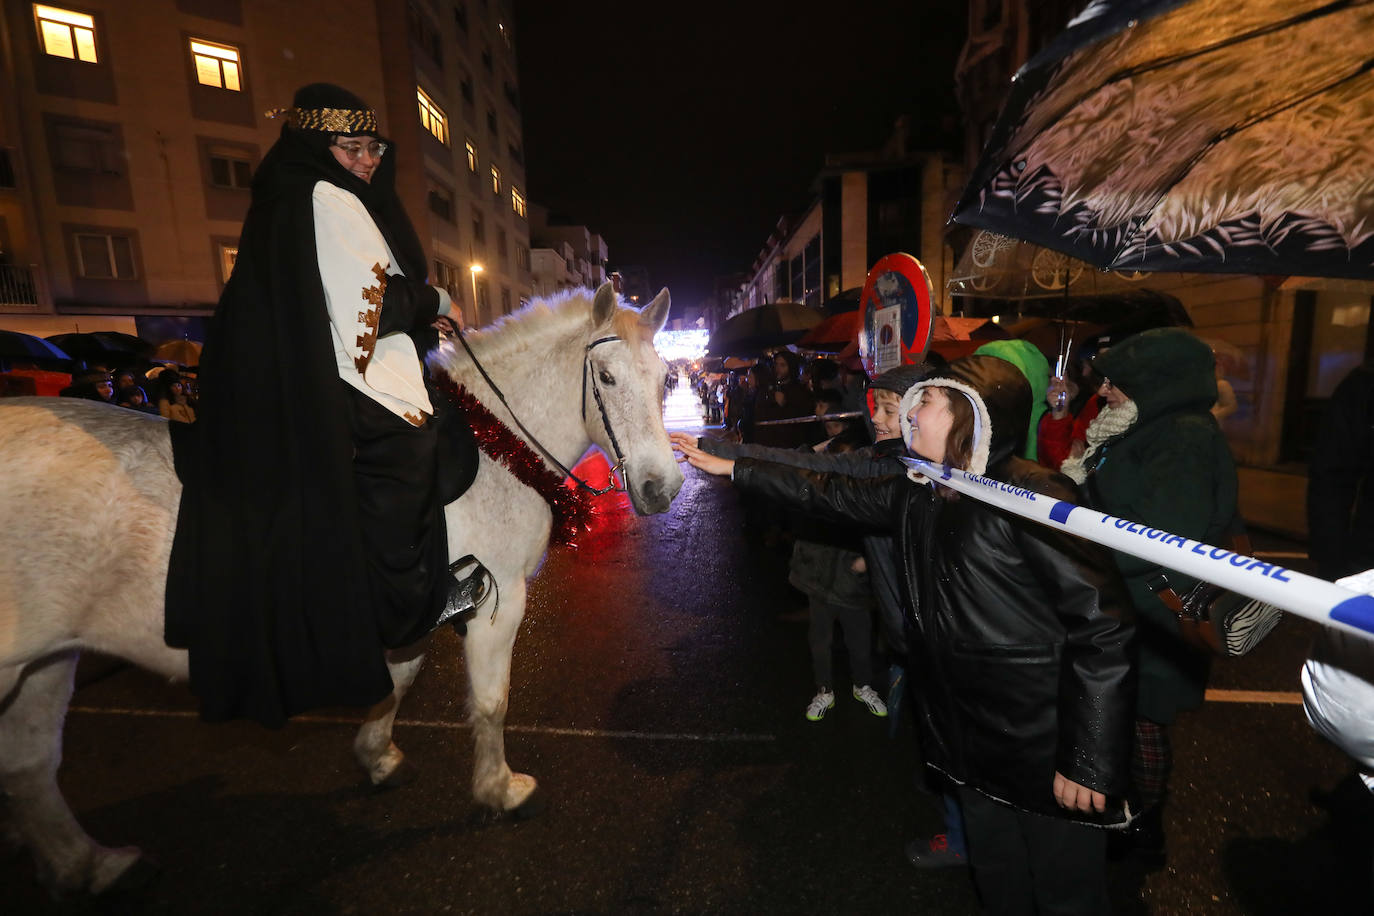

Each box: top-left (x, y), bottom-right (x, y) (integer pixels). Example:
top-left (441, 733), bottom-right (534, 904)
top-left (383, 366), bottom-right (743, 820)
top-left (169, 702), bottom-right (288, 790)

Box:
top-left (453, 326), bottom-right (628, 496)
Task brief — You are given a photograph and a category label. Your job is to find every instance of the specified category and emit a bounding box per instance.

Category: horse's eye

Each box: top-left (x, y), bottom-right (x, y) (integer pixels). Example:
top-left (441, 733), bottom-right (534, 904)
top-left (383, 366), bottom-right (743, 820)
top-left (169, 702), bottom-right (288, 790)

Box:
top-left (599, 370), bottom-right (616, 386)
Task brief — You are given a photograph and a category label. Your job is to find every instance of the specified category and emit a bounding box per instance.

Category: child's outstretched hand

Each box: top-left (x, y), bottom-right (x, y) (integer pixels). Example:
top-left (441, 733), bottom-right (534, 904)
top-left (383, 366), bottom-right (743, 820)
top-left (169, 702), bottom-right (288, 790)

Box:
top-left (674, 438), bottom-right (735, 477)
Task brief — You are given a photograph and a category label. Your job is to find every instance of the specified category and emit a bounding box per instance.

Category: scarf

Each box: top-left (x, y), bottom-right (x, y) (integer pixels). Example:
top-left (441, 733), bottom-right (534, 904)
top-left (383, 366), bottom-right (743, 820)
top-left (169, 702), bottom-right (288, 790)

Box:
top-left (1060, 400), bottom-right (1139, 484)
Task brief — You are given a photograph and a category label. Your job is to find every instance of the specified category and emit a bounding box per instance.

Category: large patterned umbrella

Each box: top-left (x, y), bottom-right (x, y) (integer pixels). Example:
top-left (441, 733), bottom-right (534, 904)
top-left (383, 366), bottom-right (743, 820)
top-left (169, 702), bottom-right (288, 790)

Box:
top-left (953, 0), bottom-right (1374, 279)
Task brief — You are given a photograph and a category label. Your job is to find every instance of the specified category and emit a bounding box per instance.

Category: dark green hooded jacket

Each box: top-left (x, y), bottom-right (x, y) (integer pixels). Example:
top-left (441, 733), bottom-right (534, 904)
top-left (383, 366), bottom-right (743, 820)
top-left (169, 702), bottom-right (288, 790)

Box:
top-left (1085, 328), bottom-right (1237, 724)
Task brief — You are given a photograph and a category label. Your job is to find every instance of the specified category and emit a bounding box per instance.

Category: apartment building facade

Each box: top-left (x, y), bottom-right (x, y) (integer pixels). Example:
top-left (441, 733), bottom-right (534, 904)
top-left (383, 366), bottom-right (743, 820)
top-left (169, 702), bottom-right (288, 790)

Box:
top-left (738, 118), bottom-right (955, 317)
top-left (0, 0), bottom-right (531, 334)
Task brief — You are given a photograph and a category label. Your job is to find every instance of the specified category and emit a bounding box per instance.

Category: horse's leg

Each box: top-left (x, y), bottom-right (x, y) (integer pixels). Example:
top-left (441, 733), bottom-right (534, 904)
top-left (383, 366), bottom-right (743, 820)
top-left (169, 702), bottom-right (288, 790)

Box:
top-left (0, 652), bottom-right (144, 897)
top-left (464, 577), bottom-right (534, 812)
top-left (354, 637), bottom-right (429, 787)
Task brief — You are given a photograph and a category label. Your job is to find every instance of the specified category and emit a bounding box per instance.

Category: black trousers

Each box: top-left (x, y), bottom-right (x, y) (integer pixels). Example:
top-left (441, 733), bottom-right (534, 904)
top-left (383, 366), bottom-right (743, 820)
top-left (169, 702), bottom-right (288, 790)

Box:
top-left (958, 787), bottom-right (1110, 916)
top-left (344, 385), bottom-right (449, 648)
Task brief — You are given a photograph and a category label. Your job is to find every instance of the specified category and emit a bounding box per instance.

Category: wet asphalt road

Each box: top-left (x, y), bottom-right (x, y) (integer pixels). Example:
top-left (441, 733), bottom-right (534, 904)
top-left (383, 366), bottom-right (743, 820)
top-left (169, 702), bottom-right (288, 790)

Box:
top-left (5, 383), bottom-right (1369, 914)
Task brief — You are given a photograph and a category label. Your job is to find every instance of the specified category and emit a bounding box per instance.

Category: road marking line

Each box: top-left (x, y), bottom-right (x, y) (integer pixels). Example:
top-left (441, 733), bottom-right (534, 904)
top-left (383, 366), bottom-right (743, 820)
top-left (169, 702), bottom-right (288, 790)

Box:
top-left (66, 706), bottom-right (776, 743)
top-left (1205, 689), bottom-right (1303, 705)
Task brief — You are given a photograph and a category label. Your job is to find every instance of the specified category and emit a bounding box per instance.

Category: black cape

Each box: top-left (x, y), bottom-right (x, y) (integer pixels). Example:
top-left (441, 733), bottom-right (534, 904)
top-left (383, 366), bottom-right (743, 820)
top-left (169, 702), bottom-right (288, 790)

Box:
top-left (165, 125), bottom-right (474, 727)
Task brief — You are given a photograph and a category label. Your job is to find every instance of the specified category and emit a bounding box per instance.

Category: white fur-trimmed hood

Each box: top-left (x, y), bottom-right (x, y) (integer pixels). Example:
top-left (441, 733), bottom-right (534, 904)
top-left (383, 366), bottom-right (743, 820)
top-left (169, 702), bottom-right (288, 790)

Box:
top-left (899, 377), bottom-right (993, 480)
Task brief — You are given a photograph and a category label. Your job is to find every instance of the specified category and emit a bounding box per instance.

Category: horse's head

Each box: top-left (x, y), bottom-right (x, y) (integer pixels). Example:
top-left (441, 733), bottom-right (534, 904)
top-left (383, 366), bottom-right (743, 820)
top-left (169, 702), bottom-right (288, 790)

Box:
top-left (583, 282), bottom-right (684, 515)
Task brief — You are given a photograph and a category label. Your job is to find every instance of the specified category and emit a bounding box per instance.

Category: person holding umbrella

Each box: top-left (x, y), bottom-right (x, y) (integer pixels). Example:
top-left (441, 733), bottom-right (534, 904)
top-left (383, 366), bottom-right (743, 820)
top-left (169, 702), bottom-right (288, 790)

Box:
top-left (1060, 328), bottom-right (1238, 869)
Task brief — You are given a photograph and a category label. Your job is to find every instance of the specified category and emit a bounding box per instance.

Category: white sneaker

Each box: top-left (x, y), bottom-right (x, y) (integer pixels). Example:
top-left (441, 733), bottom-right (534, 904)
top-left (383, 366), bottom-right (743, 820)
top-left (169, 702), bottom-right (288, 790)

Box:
top-left (853, 685), bottom-right (888, 717)
top-left (805, 689), bottom-right (836, 721)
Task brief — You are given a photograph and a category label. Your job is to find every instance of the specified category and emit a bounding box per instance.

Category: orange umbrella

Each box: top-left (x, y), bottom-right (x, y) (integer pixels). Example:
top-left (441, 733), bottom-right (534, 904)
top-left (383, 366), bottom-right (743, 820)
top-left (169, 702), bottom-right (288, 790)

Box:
top-left (797, 311), bottom-right (863, 352)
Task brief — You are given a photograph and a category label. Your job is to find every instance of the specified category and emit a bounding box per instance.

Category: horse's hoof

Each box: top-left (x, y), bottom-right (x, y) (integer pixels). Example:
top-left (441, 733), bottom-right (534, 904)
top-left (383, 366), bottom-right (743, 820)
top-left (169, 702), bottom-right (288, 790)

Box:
top-left (502, 773), bottom-right (539, 816)
top-left (370, 757), bottom-right (420, 791)
top-left (507, 784), bottom-right (544, 821)
top-left (102, 854), bottom-right (162, 896)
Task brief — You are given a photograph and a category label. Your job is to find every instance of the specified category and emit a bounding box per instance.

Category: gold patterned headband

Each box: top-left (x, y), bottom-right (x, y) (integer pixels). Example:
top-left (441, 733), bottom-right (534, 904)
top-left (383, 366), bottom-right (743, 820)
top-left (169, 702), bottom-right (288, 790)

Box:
top-left (264, 106), bottom-right (378, 134)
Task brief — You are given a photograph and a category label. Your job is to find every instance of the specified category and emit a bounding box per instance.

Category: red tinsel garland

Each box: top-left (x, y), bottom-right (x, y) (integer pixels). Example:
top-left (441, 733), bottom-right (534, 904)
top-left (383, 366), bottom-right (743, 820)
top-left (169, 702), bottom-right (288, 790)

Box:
top-left (432, 375), bottom-right (595, 545)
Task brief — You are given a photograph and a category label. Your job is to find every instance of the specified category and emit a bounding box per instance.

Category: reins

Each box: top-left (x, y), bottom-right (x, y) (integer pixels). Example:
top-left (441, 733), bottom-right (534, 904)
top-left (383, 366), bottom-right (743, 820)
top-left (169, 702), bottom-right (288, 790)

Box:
top-left (450, 325), bottom-right (627, 496)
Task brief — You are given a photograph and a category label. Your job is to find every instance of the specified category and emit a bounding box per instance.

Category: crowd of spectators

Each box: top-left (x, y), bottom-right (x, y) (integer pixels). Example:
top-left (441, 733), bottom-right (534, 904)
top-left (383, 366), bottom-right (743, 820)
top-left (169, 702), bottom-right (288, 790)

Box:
top-left (0, 359), bottom-right (201, 422)
top-left (676, 328), bottom-right (1374, 913)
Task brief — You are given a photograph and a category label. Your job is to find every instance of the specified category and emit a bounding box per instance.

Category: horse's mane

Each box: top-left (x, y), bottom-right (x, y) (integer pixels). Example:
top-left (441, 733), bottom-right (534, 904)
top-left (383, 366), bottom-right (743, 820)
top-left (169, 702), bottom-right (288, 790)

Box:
top-left (429, 287), bottom-right (648, 381)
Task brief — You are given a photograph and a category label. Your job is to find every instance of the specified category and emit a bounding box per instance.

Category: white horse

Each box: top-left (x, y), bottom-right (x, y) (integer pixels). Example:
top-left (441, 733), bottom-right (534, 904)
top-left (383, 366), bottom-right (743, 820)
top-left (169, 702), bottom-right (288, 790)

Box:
top-left (0, 282), bottom-right (683, 896)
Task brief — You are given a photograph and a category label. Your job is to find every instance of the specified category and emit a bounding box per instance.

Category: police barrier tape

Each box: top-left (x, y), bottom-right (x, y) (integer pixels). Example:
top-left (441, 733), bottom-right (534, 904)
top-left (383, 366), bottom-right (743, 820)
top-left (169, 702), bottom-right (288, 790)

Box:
top-left (899, 457), bottom-right (1374, 640)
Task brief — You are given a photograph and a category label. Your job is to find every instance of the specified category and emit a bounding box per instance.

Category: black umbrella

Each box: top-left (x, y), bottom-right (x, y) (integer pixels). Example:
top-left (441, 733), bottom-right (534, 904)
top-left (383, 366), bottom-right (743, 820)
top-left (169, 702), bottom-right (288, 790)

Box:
top-left (0, 330), bottom-right (72, 365)
top-left (48, 332), bottom-right (153, 366)
top-left (953, 0), bottom-right (1374, 279)
top-left (820, 287), bottom-right (862, 315)
top-left (705, 302), bottom-right (823, 357)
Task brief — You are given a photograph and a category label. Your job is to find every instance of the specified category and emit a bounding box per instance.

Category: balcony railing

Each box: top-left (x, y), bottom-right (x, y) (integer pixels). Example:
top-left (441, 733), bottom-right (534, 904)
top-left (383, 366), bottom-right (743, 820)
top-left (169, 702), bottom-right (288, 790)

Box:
top-left (0, 264), bottom-right (39, 306)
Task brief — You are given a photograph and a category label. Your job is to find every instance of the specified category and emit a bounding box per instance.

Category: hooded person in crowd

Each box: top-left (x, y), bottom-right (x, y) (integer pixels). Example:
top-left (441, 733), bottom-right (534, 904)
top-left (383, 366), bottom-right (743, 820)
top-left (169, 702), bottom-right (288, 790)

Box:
top-left (1060, 327), bottom-right (1238, 868)
top-left (165, 83), bottom-right (479, 727)
top-left (679, 355), bottom-right (1136, 914)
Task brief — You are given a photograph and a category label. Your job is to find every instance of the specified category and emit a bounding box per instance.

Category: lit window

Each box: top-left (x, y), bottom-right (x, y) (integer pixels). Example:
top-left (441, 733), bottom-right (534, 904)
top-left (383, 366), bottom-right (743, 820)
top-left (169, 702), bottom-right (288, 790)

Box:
top-left (35, 5), bottom-right (97, 63)
top-left (465, 139), bottom-right (477, 172)
top-left (218, 243), bottom-right (238, 282)
top-left (490, 164), bottom-right (500, 196)
top-left (511, 186), bottom-right (526, 219)
top-left (190, 40), bottom-right (241, 91)
top-left (74, 232), bottom-right (135, 279)
top-left (417, 86), bottom-right (449, 145)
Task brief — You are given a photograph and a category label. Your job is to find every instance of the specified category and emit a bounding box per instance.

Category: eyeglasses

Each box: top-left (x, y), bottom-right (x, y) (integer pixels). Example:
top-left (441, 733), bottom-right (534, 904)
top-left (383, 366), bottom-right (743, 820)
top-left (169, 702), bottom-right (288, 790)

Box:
top-left (1099, 377), bottom-right (1114, 391)
top-left (331, 140), bottom-right (388, 161)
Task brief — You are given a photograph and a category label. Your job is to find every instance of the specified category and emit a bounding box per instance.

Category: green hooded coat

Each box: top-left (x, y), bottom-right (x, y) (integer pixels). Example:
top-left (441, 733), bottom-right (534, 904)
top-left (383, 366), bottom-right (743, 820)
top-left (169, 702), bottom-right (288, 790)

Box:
top-left (975, 339), bottom-right (1049, 461)
top-left (1085, 328), bottom-right (1237, 724)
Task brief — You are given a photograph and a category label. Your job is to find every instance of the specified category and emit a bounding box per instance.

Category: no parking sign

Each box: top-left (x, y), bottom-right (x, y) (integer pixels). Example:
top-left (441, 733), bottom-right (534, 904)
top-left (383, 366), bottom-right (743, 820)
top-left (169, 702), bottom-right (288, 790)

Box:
top-left (858, 253), bottom-right (934, 377)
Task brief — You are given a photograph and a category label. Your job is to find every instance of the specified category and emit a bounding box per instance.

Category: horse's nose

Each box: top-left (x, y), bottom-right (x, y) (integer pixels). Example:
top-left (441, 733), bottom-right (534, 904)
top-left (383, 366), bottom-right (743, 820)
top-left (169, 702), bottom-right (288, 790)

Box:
top-left (642, 477), bottom-right (662, 504)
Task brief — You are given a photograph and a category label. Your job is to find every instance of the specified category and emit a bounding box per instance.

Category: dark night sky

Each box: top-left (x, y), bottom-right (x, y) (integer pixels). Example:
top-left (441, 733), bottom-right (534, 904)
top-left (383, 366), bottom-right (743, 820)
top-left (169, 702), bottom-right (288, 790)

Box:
top-left (512, 1), bottom-right (967, 314)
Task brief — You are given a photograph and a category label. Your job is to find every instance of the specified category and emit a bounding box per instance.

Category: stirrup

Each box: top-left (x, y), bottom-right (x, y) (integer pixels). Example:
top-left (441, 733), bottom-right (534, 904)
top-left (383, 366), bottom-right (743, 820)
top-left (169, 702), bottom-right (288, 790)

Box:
top-left (434, 555), bottom-right (492, 635)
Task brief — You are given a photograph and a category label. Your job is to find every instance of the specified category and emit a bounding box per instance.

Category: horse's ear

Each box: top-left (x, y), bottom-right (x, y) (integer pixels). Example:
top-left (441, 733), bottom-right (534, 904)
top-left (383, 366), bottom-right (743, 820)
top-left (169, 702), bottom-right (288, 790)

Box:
top-left (637, 288), bottom-right (671, 335)
top-left (591, 281), bottom-right (617, 329)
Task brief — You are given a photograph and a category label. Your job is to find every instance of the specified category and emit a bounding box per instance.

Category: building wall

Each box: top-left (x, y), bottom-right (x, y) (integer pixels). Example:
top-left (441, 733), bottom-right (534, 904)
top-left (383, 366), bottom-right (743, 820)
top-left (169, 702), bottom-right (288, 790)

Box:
top-left (839, 171), bottom-right (867, 292)
top-left (0, 0), bottom-right (530, 328)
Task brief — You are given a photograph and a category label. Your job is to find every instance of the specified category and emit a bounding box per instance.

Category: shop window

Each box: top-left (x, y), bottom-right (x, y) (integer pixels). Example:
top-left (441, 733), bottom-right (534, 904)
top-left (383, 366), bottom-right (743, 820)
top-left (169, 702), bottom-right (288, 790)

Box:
top-left (35, 4), bottom-right (97, 62)
top-left (190, 39), bottom-right (241, 91)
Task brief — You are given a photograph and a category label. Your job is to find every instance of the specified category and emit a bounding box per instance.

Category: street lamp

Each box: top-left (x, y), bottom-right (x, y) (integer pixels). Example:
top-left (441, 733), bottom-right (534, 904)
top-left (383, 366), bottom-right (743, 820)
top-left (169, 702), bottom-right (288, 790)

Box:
top-left (469, 263), bottom-right (483, 324)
